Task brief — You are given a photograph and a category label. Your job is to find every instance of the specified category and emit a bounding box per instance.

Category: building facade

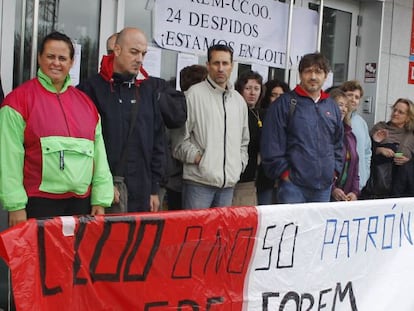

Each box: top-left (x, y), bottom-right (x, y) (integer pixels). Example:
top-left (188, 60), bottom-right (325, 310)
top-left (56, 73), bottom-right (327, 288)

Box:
top-left (0, 0), bottom-right (412, 127)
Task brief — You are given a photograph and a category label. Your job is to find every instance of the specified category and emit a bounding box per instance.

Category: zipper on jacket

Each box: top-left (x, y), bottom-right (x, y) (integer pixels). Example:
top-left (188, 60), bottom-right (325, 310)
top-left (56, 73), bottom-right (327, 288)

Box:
top-left (222, 92), bottom-right (227, 188)
top-left (56, 93), bottom-right (70, 172)
top-left (60, 151), bottom-right (65, 170)
top-left (315, 102), bottom-right (322, 188)
top-left (57, 93), bottom-right (71, 136)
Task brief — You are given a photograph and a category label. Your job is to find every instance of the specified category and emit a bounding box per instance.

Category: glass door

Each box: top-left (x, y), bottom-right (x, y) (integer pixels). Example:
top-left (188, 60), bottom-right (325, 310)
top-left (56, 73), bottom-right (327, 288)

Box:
top-left (322, 0), bottom-right (360, 84)
top-left (13, 0), bottom-right (101, 88)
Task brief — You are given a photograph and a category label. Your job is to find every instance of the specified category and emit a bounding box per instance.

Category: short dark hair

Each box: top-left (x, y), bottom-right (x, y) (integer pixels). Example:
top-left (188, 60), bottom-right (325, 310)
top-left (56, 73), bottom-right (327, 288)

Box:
top-left (207, 44), bottom-right (233, 62)
top-left (180, 65), bottom-right (208, 91)
top-left (39, 31), bottom-right (75, 59)
top-left (298, 52), bottom-right (330, 74)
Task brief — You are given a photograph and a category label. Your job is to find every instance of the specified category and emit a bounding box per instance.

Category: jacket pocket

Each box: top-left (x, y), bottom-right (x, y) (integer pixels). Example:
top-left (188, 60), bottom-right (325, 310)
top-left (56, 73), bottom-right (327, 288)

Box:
top-left (39, 136), bottom-right (94, 195)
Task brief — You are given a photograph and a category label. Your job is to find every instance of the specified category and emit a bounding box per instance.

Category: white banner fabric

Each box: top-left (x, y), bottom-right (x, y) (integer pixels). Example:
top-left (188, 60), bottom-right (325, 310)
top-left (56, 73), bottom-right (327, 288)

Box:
top-left (153, 0), bottom-right (318, 68)
top-left (244, 197), bottom-right (414, 310)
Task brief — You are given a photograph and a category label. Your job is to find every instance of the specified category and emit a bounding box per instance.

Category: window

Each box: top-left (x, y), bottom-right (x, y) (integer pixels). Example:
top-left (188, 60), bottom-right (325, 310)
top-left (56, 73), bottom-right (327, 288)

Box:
top-left (13, 0), bottom-right (100, 87)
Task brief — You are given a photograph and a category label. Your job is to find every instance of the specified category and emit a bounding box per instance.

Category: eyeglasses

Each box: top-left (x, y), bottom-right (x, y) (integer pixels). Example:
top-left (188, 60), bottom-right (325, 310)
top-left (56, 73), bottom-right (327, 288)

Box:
top-left (392, 108), bottom-right (408, 115)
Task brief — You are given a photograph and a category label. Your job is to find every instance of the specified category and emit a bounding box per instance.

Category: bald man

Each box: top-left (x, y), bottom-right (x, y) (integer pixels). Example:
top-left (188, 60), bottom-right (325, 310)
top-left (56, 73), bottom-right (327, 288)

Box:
top-left (106, 32), bottom-right (117, 54)
top-left (78, 27), bottom-right (186, 213)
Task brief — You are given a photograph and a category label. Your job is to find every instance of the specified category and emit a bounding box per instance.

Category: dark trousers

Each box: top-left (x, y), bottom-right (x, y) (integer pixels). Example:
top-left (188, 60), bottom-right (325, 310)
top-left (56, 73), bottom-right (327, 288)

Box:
top-left (26, 197), bottom-right (91, 219)
top-left (166, 189), bottom-right (182, 210)
top-left (393, 161), bottom-right (414, 197)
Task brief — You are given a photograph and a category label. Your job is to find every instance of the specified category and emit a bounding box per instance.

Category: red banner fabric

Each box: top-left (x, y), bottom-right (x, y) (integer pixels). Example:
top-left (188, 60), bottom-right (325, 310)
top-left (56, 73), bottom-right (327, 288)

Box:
top-left (0, 207), bottom-right (258, 310)
top-left (409, 61), bottom-right (414, 84)
top-left (411, 0), bottom-right (414, 55)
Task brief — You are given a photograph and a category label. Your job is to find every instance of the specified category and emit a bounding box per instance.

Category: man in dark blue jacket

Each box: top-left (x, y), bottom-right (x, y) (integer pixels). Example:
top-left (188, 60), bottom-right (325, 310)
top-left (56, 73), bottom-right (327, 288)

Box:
top-left (79, 27), bottom-right (186, 212)
top-left (261, 53), bottom-right (343, 203)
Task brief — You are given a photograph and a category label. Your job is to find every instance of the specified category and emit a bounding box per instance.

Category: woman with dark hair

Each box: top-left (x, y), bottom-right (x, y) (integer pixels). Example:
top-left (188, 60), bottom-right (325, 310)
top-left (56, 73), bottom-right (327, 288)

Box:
top-left (261, 79), bottom-right (291, 110)
top-left (0, 31), bottom-right (114, 226)
top-left (256, 79), bottom-right (291, 205)
top-left (363, 98), bottom-right (414, 198)
top-left (232, 70), bottom-right (264, 206)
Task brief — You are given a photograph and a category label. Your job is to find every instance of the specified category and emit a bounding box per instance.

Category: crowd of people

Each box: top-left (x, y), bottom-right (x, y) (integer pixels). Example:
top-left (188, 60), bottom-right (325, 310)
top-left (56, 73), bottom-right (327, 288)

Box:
top-left (0, 26), bottom-right (413, 227)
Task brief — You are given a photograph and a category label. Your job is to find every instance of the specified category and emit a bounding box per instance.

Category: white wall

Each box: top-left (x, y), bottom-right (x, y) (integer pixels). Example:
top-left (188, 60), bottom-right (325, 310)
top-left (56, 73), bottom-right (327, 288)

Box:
top-left (355, 1), bottom-right (383, 129)
top-left (377, 0), bottom-right (414, 123)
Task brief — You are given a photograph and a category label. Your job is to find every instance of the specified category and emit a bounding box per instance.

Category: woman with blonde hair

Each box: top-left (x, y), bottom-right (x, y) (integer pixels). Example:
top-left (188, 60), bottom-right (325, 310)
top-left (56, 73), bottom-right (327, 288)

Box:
top-left (363, 98), bottom-right (414, 198)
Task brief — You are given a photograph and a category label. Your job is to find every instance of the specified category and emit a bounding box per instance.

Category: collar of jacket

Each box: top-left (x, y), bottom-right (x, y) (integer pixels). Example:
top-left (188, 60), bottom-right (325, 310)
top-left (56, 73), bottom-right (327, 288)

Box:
top-left (37, 69), bottom-right (72, 93)
top-left (206, 75), bottom-right (234, 93)
top-left (294, 84), bottom-right (330, 100)
top-left (112, 72), bottom-right (136, 87)
top-left (99, 53), bottom-right (149, 86)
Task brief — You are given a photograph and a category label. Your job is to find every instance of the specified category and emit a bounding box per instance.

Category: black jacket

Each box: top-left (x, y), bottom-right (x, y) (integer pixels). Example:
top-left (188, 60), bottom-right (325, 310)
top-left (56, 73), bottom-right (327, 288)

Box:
top-left (78, 55), bottom-right (186, 211)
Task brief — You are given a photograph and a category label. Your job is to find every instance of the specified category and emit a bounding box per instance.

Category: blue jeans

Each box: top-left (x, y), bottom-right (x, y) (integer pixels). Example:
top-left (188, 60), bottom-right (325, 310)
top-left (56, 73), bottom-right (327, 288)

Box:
top-left (182, 182), bottom-right (234, 210)
top-left (277, 180), bottom-right (332, 203)
top-left (257, 188), bottom-right (278, 205)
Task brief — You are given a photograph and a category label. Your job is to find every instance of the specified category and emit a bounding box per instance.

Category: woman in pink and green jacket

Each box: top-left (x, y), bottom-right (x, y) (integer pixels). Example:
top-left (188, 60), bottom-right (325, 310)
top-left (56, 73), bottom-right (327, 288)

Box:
top-left (0, 31), bottom-right (113, 227)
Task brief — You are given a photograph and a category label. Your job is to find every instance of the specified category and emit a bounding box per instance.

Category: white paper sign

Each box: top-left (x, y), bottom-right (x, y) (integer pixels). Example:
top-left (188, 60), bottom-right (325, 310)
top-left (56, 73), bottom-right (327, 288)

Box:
top-left (69, 43), bottom-right (81, 86)
top-left (176, 53), bottom-right (199, 90)
top-left (251, 63), bottom-right (269, 82)
top-left (143, 46), bottom-right (162, 77)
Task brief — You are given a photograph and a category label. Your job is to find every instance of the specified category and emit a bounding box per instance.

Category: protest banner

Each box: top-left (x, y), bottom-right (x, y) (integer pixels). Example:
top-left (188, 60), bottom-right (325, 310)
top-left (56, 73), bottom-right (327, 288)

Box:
top-left (152, 0), bottom-right (318, 68)
top-left (1, 198), bottom-right (414, 310)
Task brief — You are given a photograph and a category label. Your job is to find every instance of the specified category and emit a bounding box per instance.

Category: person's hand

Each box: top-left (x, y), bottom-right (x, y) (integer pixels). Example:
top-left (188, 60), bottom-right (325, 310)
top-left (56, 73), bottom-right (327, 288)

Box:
top-left (376, 147), bottom-right (394, 158)
top-left (346, 192), bottom-right (358, 201)
top-left (194, 152), bottom-right (202, 165)
top-left (281, 175), bottom-right (290, 182)
top-left (332, 188), bottom-right (347, 201)
top-left (372, 129), bottom-right (388, 143)
top-left (150, 194), bottom-right (160, 212)
top-left (280, 169), bottom-right (290, 182)
top-left (8, 209), bottom-right (27, 227)
top-left (91, 206), bottom-right (105, 215)
top-left (394, 154), bottom-right (409, 166)
top-left (113, 185), bottom-right (120, 204)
